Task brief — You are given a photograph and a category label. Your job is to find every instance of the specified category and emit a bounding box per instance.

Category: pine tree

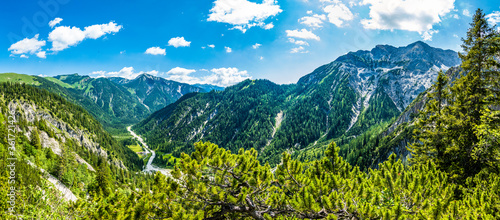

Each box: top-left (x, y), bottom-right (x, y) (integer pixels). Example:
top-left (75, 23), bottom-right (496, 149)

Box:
top-left (31, 129), bottom-right (41, 149)
top-left (96, 158), bottom-right (111, 196)
top-left (413, 8), bottom-right (500, 180)
top-left (411, 70), bottom-right (450, 167)
top-left (448, 8), bottom-right (500, 177)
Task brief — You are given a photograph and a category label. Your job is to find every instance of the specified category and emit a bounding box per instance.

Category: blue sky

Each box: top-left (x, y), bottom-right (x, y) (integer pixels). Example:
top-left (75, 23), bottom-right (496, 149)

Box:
top-left (1, 0), bottom-right (499, 86)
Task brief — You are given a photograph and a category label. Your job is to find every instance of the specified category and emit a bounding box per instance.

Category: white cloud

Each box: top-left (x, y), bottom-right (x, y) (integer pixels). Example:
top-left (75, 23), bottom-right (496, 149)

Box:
top-left (8, 34), bottom-right (46, 57)
top-left (291, 46), bottom-right (308, 53)
top-left (207, 0), bottom-right (282, 32)
top-left (84, 22), bottom-right (123, 39)
top-left (49, 21), bottom-right (122, 52)
top-left (288, 38), bottom-right (309, 46)
top-left (205, 68), bottom-right (251, 87)
top-left (164, 67), bottom-right (251, 87)
top-left (263, 23), bottom-right (275, 29)
top-left (20, 54), bottom-right (28, 58)
top-left (168, 37), bottom-right (191, 48)
top-left (94, 66), bottom-right (250, 87)
top-left (260, 56), bottom-right (264, 60)
top-left (165, 67), bottom-right (200, 84)
top-left (90, 71), bottom-right (107, 78)
top-left (286, 29), bottom-right (320, 40)
top-left (252, 43), bottom-right (262, 49)
top-left (167, 67), bottom-right (196, 75)
top-left (360, 0), bottom-right (455, 33)
top-left (49, 26), bottom-right (86, 51)
top-left (323, 2), bottom-right (354, 27)
top-left (299, 14), bottom-right (326, 28)
top-left (422, 29), bottom-right (438, 41)
top-left (90, 67), bottom-right (158, 79)
top-left (225, 46), bottom-right (232, 53)
top-left (49, 17), bottom-right (63, 28)
top-left (164, 74), bottom-right (201, 84)
top-left (463, 9), bottom-right (471, 17)
top-left (208, 44), bottom-right (215, 48)
top-left (145, 47), bottom-right (166, 55)
top-left (453, 14), bottom-right (459, 19)
top-left (307, 10), bottom-right (313, 15)
top-left (36, 51), bottom-right (47, 59)
top-left (486, 11), bottom-right (500, 26)
top-left (453, 34), bottom-right (459, 38)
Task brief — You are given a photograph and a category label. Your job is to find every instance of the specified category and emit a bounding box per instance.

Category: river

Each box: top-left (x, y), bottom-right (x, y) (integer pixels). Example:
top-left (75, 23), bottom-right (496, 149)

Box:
top-left (127, 126), bottom-right (171, 177)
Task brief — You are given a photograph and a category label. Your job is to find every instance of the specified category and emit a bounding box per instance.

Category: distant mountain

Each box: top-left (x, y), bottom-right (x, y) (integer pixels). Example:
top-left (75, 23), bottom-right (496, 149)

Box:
top-left (109, 74), bottom-right (207, 113)
top-left (300, 41), bottom-right (460, 111)
top-left (0, 72), bottom-right (218, 133)
top-left (133, 41), bottom-right (461, 165)
top-left (53, 74), bottom-right (150, 126)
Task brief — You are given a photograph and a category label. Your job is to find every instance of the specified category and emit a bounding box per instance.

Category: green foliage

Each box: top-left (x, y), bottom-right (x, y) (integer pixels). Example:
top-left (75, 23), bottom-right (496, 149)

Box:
top-left (95, 159), bottom-right (112, 196)
top-left (73, 141), bottom-right (500, 219)
top-left (412, 9), bottom-right (500, 181)
top-left (0, 81), bottom-right (154, 218)
top-left (0, 82), bottom-right (143, 171)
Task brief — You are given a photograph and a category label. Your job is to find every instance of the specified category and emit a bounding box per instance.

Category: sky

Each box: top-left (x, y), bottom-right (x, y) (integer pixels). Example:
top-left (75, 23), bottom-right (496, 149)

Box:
top-left (1, 0), bottom-right (500, 87)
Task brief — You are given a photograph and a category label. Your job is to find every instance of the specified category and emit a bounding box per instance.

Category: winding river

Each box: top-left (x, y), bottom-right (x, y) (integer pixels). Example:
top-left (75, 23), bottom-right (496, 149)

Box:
top-left (127, 126), bottom-right (171, 177)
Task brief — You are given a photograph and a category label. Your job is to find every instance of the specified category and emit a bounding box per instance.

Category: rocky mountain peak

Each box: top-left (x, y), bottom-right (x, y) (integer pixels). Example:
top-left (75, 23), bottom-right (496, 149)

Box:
top-left (298, 41), bottom-right (461, 130)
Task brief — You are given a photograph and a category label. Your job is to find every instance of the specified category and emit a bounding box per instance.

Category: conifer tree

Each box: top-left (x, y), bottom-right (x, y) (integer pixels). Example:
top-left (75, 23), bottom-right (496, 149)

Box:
top-left (411, 70), bottom-right (450, 168)
top-left (96, 158), bottom-right (111, 196)
top-left (449, 8), bottom-right (500, 177)
top-left (413, 8), bottom-right (500, 180)
top-left (31, 129), bottom-right (41, 149)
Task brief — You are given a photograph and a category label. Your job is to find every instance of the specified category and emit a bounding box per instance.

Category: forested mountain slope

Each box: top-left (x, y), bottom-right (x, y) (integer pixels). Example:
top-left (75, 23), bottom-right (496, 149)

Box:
top-left (133, 79), bottom-right (295, 165)
top-left (0, 73), bottom-right (218, 133)
top-left (134, 41), bottom-right (460, 165)
top-left (0, 82), bottom-right (151, 217)
top-left (0, 73), bottom-right (130, 131)
top-left (52, 74), bottom-right (150, 126)
top-left (0, 82), bottom-right (143, 170)
top-left (294, 66), bottom-right (463, 169)
top-left (109, 74), bottom-right (209, 113)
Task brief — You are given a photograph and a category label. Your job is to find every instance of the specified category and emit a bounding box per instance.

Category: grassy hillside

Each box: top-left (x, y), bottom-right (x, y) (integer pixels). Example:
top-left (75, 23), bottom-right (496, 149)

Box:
top-left (0, 73), bottom-right (40, 85)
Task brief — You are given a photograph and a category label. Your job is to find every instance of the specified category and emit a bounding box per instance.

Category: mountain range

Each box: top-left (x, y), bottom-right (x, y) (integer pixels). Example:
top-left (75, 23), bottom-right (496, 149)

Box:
top-left (0, 40), bottom-right (471, 215)
top-left (132, 41), bottom-right (461, 166)
top-left (0, 72), bottom-right (223, 133)
top-left (0, 41), bottom-right (461, 167)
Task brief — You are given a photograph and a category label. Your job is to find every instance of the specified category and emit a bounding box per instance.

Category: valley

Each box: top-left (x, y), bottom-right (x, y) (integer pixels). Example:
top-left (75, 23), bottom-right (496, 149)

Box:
top-left (127, 126), bottom-right (170, 177)
top-left (1, 7), bottom-right (499, 218)
top-left (132, 41), bottom-right (460, 167)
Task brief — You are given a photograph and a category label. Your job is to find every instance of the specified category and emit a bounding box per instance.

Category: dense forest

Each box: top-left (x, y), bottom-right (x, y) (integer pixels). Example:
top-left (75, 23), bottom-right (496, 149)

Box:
top-left (0, 82), bottom-right (157, 218)
top-left (0, 8), bottom-right (499, 219)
